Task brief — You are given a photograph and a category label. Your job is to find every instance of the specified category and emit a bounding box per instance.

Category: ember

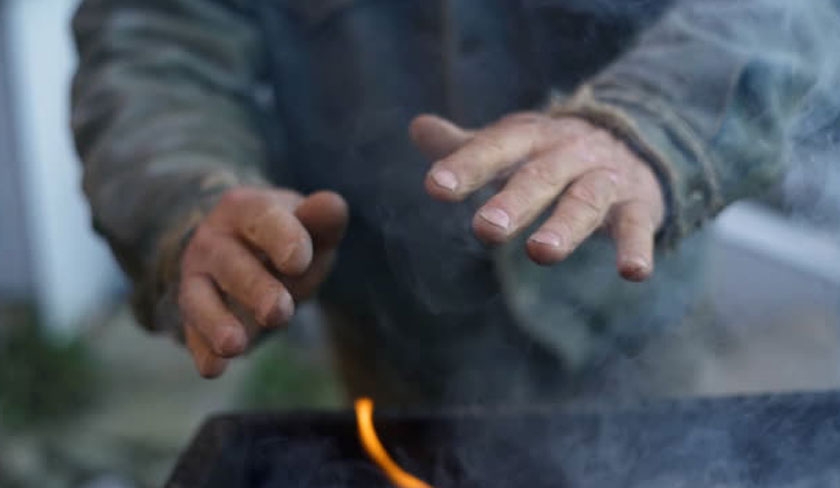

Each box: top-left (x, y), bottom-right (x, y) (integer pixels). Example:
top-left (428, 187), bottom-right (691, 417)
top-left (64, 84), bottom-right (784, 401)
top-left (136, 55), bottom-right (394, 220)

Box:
top-left (355, 397), bottom-right (433, 488)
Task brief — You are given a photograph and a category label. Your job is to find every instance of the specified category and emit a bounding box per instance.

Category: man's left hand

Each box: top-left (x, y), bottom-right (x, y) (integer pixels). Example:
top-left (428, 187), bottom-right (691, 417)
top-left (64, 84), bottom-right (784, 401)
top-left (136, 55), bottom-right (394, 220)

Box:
top-left (410, 113), bottom-right (665, 282)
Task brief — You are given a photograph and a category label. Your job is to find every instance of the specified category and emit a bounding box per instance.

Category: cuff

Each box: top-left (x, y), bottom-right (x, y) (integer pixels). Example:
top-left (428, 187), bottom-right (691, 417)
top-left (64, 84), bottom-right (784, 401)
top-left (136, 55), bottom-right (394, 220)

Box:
top-left (133, 165), bottom-right (269, 340)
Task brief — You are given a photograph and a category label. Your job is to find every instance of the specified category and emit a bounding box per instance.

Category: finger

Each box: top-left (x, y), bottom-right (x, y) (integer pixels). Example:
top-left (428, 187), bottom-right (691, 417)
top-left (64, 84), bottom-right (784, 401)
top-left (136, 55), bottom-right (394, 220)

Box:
top-left (471, 147), bottom-right (594, 244)
top-left (284, 249), bottom-right (338, 301)
top-left (409, 114), bottom-right (473, 161)
top-left (294, 191), bottom-right (349, 252)
top-left (281, 192), bottom-right (348, 301)
top-left (197, 235), bottom-right (295, 328)
top-left (425, 114), bottom-right (546, 201)
top-left (609, 201), bottom-right (657, 281)
top-left (526, 170), bottom-right (619, 265)
top-left (179, 275), bottom-right (248, 357)
top-left (227, 192), bottom-right (313, 277)
top-left (184, 324), bottom-right (229, 379)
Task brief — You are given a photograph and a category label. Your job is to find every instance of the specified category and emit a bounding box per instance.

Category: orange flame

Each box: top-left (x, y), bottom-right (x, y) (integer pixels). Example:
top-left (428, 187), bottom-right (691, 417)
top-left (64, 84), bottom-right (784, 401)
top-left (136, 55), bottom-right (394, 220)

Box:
top-left (354, 397), bottom-right (433, 488)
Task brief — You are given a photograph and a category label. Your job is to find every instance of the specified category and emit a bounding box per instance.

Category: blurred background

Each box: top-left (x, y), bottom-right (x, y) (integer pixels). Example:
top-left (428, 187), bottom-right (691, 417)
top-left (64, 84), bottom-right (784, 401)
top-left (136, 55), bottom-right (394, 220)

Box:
top-left (0, 1), bottom-right (838, 487)
top-left (0, 3), bottom-right (341, 486)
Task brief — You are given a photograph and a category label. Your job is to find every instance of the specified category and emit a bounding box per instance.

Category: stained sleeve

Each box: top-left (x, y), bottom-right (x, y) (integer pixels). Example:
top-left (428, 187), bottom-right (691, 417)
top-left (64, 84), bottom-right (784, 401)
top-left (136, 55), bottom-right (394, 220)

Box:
top-left (71, 0), bottom-right (269, 333)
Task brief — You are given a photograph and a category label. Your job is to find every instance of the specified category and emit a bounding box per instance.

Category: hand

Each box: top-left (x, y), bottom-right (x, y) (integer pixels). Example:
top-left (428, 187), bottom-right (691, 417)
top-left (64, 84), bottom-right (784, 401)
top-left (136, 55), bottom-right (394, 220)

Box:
top-left (178, 187), bottom-right (348, 378)
top-left (410, 113), bottom-right (665, 281)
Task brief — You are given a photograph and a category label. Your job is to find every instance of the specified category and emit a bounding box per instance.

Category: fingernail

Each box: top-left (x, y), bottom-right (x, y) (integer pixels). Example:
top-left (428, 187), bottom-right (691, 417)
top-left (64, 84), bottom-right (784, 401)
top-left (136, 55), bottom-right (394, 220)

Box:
top-left (529, 231), bottom-right (563, 248)
top-left (258, 295), bottom-right (276, 327)
top-left (262, 292), bottom-right (295, 327)
top-left (277, 292), bottom-right (295, 324)
top-left (620, 257), bottom-right (652, 281)
top-left (478, 208), bottom-right (511, 231)
top-left (431, 169), bottom-right (459, 192)
top-left (198, 353), bottom-right (228, 379)
top-left (216, 327), bottom-right (246, 357)
top-left (279, 238), bottom-right (310, 276)
top-left (623, 256), bottom-right (650, 271)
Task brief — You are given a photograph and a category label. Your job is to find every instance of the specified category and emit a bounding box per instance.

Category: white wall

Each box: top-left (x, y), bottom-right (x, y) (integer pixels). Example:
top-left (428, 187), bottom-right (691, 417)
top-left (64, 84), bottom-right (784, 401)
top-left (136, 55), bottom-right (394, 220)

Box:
top-left (710, 201), bottom-right (840, 322)
top-left (701, 201), bottom-right (840, 394)
top-left (0, 7), bottom-right (33, 299)
top-left (5, 0), bottom-right (122, 332)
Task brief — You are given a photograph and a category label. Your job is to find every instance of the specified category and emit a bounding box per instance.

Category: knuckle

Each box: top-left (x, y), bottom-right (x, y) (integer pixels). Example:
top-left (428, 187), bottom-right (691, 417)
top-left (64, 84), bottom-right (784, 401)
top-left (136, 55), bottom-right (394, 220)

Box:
top-left (247, 205), bottom-right (288, 240)
top-left (474, 133), bottom-right (507, 158)
top-left (240, 273), bottom-right (267, 300)
top-left (567, 182), bottom-right (604, 215)
top-left (516, 116), bottom-right (549, 148)
top-left (520, 162), bottom-right (563, 189)
top-left (242, 206), bottom-right (264, 232)
top-left (242, 212), bottom-right (267, 242)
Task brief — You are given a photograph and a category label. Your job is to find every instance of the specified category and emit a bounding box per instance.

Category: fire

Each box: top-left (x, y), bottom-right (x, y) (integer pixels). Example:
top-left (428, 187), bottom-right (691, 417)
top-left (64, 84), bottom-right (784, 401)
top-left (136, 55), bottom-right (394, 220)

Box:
top-left (354, 397), bottom-right (433, 488)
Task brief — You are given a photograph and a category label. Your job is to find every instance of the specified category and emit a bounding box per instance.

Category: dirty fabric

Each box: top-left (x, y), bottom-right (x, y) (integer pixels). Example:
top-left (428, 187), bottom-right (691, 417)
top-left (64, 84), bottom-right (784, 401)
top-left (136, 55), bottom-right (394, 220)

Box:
top-left (71, 0), bottom-right (840, 405)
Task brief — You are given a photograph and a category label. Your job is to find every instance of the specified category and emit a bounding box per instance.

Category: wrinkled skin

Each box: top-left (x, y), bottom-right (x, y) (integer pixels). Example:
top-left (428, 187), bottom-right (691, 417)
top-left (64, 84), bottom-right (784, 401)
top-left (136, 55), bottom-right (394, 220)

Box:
top-left (181, 113), bottom-right (663, 377)
top-left (179, 189), bottom-right (348, 377)
top-left (413, 114), bottom-right (664, 281)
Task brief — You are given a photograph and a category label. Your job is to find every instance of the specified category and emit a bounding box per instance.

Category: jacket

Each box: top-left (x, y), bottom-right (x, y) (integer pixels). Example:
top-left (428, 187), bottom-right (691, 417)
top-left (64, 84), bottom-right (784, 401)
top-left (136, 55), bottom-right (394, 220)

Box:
top-left (71, 0), bottom-right (840, 403)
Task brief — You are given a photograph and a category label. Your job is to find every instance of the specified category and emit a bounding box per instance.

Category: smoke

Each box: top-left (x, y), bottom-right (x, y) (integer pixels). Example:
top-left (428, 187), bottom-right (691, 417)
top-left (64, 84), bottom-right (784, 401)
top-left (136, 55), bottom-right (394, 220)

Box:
top-left (783, 57), bottom-right (840, 233)
top-left (185, 393), bottom-right (840, 487)
top-left (761, 0), bottom-right (840, 232)
top-left (208, 0), bottom-right (840, 484)
top-left (432, 393), bottom-right (840, 487)
top-left (343, 0), bottom-right (840, 408)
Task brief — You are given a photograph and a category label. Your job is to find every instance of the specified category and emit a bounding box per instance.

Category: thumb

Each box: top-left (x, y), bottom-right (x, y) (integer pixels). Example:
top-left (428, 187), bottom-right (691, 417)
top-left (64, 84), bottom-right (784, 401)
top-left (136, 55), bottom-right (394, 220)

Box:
top-left (294, 191), bottom-right (349, 252)
top-left (409, 114), bottom-right (473, 161)
top-left (286, 191), bottom-right (348, 301)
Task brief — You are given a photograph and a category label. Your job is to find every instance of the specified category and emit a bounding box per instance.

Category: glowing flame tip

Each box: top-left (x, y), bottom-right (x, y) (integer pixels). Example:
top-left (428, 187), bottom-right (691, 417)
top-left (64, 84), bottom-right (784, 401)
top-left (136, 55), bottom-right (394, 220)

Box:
top-left (355, 397), bottom-right (433, 488)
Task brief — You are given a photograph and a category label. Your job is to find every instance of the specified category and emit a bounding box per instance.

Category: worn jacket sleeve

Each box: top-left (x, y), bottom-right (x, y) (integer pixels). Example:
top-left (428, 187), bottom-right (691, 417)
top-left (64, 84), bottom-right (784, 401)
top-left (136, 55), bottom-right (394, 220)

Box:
top-left (552, 0), bottom-right (840, 246)
top-left (71, 0), bottom-right (268, 334)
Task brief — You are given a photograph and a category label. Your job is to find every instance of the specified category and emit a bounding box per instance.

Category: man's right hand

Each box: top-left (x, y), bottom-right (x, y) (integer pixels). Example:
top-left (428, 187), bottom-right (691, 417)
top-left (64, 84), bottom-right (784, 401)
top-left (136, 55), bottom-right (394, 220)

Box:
top-left (177, 187), bottom-right (348, 378)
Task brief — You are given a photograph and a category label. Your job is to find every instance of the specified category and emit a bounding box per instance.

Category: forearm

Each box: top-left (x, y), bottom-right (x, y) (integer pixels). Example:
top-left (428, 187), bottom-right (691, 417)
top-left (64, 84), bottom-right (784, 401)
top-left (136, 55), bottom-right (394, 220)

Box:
top-left (72, 0), bottom-right (268, 331)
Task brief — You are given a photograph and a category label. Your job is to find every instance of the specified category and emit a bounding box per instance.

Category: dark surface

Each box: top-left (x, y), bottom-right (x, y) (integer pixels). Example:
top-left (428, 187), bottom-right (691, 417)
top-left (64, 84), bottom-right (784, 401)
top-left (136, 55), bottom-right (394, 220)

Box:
top-left (168, 391), bottom-right (840, 487)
